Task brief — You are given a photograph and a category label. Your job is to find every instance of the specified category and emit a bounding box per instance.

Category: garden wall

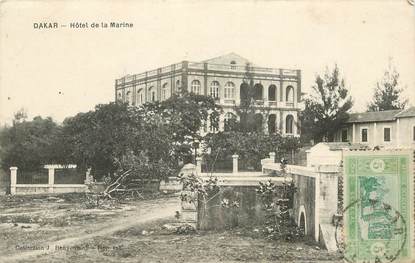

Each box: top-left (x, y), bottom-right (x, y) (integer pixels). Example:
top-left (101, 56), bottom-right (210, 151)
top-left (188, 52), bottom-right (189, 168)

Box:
top-left (197, 185), bottom-right (265, 230)
top-left (10, 165), bottom-right (88, 195)
top-left (194, 176), bottom-right (293, 230)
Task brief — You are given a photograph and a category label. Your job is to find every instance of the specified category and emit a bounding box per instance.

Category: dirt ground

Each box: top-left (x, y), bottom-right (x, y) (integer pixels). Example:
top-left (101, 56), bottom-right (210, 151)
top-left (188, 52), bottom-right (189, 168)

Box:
top-left (0, 193), bottom-right (342, 263)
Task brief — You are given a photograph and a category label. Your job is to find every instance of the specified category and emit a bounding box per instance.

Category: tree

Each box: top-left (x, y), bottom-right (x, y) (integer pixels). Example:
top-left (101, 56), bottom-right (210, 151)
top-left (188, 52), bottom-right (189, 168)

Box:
top-left (62, 92), bottom-right (221, 182)
top-left (301, 65), bottom-right (353, 143)
top-left (367, 60), bottom-right (407, 111)
top-left (61, 102), bottom-right (138, 178)
top-left (232, 63), bottom-right (270, 133)
top-left (203, 131), bottom-right (301, 171)
top-left (0, 115), bottom-right (63, 171)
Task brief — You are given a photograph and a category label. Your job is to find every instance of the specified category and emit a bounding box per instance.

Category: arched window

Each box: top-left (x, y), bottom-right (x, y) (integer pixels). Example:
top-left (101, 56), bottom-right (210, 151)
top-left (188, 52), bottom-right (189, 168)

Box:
top-left (224, 81), bottom-right (235, 99)
top-left (148, 86), bottom-right (155, 102)
top-left (161, 83), bottom-right (169, 100)
top-left (117, 92), bottom-right (122, 102)
top-left (191, 80), bottom-right (201, 94)
top-left (286, 86), bottom-right (294, 102)
top-left (254, 83), bottom-right (263, 100)
top-left (268, 114), bottom-right (276, 134)
top-left (175, 79), bottom-right (181, 93)
top-left (240, 82), bottom-right (249, 103)
top-left (286, 114), bottom-right (294, 134)
top-left (224, 112), bottom-right (237, 131)
top-left (268, 85), bottom-right (276, 101)
top-left (230, 60), bottom-right (236, 70)
top-left (210, 81), bottom-right (220, 99)
top-left (125, 91), bottom-right (131, 104)
top-left (137, 89), bottom-right (144, 105)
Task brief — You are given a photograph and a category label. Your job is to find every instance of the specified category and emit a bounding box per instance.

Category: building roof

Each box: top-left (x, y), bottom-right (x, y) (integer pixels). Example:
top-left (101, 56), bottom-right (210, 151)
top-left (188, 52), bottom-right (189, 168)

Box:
top-left (346, 110), bottom-right (400, 123)
top-left (394, 106), bottom-right (415, 118)
top-left (201, 52), bottom-right (252, 65)
top-left (346, 107), bottom-right (415, 123)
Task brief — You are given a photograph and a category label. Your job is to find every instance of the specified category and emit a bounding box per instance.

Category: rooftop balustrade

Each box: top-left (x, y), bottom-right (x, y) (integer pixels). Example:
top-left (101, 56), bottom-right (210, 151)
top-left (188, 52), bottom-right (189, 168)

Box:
top-left (115, 61), bottom-right (299, 86)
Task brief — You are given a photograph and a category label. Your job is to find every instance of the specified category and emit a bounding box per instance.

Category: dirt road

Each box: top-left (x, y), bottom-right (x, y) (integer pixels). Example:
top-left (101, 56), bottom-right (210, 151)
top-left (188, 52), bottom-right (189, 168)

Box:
top-left (0, 196), bottom-right (180, 263)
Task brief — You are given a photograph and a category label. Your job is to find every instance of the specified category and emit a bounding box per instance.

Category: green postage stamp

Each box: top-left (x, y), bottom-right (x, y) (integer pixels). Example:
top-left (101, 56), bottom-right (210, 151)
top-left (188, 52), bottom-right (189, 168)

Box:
top-left (343, 150), bottom-right (414, 262)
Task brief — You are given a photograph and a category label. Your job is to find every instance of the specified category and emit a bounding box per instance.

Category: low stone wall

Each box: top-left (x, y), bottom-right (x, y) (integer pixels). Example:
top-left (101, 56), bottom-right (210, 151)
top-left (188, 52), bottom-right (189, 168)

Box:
top-left (9, 165), bottom-right (89, 195)
top-left (159, 177), bottom-right (182, 192)
top-left (13, 184), bottom-right (88, 195)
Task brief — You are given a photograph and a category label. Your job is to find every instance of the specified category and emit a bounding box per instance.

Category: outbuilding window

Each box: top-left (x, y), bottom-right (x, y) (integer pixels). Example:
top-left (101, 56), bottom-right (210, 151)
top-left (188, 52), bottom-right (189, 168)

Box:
top-left (341, 129), bottom-right (348, 142)
top-left (383, 127), bottom-right (391, 142)
top-left (361, 128), bottom-right (368, 142)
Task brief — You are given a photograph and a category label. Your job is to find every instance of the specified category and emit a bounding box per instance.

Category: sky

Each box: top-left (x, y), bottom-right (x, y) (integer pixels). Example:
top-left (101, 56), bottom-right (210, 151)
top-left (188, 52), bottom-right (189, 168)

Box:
top-left (1, 0), bottom-right (414, 125)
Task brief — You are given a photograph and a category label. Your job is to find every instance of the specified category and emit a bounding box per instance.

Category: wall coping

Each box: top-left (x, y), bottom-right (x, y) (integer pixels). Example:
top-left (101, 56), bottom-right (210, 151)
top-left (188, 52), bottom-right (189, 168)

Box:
top-left (262, 163), bottom-right (340, 178)
top-left (43, 164), bottom-right (77, 169)
top-left (15, 184), bottom-right (87, 188)
top-left (200, 175), bottom-right (292, 186)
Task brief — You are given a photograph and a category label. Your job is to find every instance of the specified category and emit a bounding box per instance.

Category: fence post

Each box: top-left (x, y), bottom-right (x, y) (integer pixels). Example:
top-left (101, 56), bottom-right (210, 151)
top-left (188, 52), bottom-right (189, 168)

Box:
top-left (232, 154), bottom-right (239, 174)
top-left (10, 167), bottom-right (18, 195)
top-left (48, 167), bottom-right (55, 193)
top-left (269, 152), bottom-right (276, 163)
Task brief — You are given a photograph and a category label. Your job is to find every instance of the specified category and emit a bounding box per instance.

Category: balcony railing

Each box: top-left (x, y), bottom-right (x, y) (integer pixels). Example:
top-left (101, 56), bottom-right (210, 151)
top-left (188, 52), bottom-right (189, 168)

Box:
top-left (188, 62), bottom-right (204, 69)
top-left (223, 99), bottom-right (235, 105)
top-left (268, 101), bottom-right (278, 107)
top-left (286, 102), bottom-right (294, 107)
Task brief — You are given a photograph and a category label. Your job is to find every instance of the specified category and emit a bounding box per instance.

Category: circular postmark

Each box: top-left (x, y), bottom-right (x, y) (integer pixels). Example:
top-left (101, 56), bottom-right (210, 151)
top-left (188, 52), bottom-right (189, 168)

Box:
top-left (335, 199), bottom-right (407, 263)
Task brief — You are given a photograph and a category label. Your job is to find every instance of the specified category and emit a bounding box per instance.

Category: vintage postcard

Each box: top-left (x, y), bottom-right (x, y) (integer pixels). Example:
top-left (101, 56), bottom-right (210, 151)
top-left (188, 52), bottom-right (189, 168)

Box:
top-left (0, 1), bottom-right (414, 262)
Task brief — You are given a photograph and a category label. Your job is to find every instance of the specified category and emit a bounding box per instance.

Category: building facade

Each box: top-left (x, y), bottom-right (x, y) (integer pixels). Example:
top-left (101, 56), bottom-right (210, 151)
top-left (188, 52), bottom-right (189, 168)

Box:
top-left (115, 53), bottom-right (303, 136)
top-left (333, 107), bottom-right (415, 148)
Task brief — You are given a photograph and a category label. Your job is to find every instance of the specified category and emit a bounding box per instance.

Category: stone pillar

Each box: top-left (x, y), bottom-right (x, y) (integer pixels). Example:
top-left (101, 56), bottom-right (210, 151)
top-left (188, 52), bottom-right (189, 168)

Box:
top-left (196, 157), bottom-right (202, 174)
top-left (84, 168), bottom-right (93, 184)
top-left (10, 167), bottom-right (17, 195)
top-left (352, 123), bottom-right (356, 143)
top-left (396, 118), bottom-right (400, 147)
top-left (48, 167), bottom-right (55, 193)
top-left (269, 152), bottom-right (276, 163)
top-left (232, 154), bottom-right (239, 174)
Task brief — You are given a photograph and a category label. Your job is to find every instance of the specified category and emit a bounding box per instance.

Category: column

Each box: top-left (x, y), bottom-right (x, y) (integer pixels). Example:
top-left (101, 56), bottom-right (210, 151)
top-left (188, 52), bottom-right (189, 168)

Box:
top-left (48, 167), bottom-right (55, 193)
top-left (232, 154), bottom-right (239, 174)
top-left (269, 152), bottom-right (276, 163)
top-left (10, 167), bottom-right (18, 195)
top-left (373, 122), bottom-right (377, 146)
top-left (196, 157), bottom-right (202, 174)
top-left (314, 173), bottom-right (320, 241)
top-left (352, 123), bottom-right (356, 143)
top-left (396, 118), bottom-right (400, 147)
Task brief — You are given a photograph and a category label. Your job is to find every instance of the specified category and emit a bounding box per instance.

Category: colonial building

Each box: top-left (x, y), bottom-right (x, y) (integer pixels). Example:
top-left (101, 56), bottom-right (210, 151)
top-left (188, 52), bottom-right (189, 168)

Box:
top-left (115, 53), bottom-right (303, 136)
top-left (333, 107), bottom-right (415, 148)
